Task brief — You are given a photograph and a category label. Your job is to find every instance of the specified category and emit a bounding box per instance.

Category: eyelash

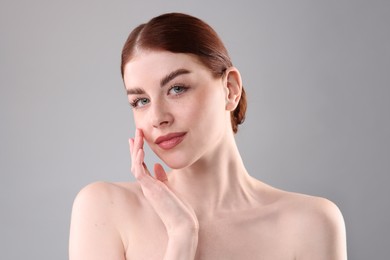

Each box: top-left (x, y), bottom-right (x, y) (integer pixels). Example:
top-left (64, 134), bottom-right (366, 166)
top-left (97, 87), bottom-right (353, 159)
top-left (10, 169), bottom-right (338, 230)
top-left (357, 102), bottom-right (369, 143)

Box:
top-left (130, 84), bottom-right (190, 108)
top-left (168, 84), bottom-right (189, 95)
top-left (129, 97), bottom-right (149, 108)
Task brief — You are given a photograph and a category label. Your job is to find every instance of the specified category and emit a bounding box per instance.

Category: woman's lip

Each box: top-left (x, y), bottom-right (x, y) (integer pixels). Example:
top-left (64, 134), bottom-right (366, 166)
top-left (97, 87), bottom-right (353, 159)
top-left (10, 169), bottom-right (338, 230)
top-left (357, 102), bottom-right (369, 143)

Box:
top-left (155, 132), bottom-right (187, 150)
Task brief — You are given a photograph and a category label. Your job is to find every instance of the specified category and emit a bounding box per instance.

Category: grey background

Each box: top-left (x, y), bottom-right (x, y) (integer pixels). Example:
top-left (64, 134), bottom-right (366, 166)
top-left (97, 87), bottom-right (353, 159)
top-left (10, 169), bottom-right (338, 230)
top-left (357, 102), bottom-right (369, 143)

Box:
top-left (1, 0), bottom-right (389, 259)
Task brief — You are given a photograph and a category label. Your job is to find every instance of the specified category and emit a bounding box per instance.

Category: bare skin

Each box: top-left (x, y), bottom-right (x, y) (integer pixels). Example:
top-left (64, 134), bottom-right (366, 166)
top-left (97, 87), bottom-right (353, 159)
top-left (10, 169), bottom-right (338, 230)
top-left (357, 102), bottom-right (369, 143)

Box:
top-left (69, 51), bottom-right (347, 259)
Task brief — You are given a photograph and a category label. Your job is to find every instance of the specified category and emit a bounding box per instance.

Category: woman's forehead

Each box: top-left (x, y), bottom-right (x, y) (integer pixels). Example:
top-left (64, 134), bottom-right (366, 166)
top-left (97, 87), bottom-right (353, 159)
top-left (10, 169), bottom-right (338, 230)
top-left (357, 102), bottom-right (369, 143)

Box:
top-left (127, 51), bottom-right (202, 70)
top-left (123, 51), bottom-right (207, 85)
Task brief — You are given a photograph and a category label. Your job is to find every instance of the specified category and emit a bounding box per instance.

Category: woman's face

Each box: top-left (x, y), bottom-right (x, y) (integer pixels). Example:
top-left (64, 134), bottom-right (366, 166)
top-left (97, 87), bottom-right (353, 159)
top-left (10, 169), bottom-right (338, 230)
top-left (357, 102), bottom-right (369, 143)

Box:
top-left (123, 50), bottom-right (231, 169)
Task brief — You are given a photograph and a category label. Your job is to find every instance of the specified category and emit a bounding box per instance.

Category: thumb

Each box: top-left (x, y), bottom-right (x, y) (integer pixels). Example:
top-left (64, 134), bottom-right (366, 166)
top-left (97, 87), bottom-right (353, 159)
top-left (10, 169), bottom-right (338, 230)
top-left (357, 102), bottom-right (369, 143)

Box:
top-left (154, 163), bottom-right (168, 182)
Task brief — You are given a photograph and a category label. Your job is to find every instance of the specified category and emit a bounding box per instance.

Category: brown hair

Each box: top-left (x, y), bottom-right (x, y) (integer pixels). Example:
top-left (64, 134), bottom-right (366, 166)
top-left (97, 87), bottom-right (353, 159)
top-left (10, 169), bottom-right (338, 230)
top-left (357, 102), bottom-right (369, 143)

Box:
top-left (121, 13), bottom-right (246, 133)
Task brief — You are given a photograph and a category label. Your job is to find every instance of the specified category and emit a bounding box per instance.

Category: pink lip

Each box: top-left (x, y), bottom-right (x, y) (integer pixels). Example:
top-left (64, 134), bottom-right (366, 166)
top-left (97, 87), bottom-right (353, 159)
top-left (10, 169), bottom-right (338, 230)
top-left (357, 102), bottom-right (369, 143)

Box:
top-left (155, 132), bottom-right (187, 150)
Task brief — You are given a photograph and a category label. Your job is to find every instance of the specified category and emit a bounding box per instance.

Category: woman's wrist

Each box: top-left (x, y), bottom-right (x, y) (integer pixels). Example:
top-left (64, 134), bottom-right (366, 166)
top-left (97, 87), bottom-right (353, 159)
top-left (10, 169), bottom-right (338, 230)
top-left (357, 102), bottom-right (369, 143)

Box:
top-left (164, 227), bottom-right (199, 260)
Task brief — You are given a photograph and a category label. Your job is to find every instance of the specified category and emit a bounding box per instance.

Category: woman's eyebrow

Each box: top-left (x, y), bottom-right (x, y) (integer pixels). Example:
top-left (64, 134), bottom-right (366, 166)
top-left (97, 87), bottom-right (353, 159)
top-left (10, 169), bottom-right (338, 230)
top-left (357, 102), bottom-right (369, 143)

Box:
top-left (127, 87), bottom-right (145, 95)
top-left (160, 68), bottom-right (191, 87)
top-left (126, 68), bottom-right (191, 95)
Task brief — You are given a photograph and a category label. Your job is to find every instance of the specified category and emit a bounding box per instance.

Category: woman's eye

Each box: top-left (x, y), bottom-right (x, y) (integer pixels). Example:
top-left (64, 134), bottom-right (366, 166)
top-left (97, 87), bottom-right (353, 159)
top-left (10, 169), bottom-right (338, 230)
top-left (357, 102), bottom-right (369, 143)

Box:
top-left (131, 98), bottom-right (150, 108)
top-left (169, 85), bottom-right (188, 95)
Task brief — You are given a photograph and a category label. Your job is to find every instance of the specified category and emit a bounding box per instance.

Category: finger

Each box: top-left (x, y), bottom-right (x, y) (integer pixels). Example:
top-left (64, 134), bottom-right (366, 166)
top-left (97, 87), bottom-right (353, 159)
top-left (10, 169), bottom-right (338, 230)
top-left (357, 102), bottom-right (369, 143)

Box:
top-left (133, 147), bottom-right (145, 180)
top-left (135, 148), bottom-right (154, 187)
top-left (138, 146), bottom-right (152, 177)
top-left (128, 138), bottom-right (135, 173)
top-left (129, 138), bottom-right (134, 153)
top-left (154, 163), bottom-right (168, 183)
top-left (135, 148), bottom-right (152, 177)
top-left (133, 129), bottom-right (143, 171)
top-left (134, 128), bottom-right (144, 152)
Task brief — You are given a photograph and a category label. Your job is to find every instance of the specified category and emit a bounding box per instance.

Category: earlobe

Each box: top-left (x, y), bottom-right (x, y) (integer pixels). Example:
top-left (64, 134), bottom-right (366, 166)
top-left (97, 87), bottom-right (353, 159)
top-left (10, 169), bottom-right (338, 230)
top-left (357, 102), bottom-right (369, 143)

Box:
top-left (224, 67), bottom-right (242, 111)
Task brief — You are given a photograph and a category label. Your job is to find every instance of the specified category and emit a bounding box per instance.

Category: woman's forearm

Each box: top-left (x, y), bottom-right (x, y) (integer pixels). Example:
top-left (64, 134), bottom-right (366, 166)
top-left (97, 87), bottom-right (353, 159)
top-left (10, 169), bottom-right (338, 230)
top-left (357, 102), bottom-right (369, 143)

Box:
top-left (164, 229), bottom-right (199, 260)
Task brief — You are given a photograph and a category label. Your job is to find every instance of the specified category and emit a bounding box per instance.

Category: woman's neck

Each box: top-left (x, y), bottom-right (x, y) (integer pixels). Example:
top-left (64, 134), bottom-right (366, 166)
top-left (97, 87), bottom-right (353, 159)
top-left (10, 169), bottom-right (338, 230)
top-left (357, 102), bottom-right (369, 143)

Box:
top-left (168, 133), bottom-right (260, 220)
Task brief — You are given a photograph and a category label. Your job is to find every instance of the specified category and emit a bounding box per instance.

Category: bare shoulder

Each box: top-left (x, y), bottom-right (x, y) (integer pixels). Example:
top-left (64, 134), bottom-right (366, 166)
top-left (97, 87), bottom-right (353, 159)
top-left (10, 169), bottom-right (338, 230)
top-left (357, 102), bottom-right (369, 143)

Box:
top-left (275, 189), bottom-right (347, 259)
top-left (71, 181), bottom-right (143, 221)
top-left (69, 181), bottom-right (143, 260)
top-left (280, 191), bottom-right (345, 226)
top-left (73, 181), bottom-right (142, 207)
top-left (70, 181), bottom-right (145, 232)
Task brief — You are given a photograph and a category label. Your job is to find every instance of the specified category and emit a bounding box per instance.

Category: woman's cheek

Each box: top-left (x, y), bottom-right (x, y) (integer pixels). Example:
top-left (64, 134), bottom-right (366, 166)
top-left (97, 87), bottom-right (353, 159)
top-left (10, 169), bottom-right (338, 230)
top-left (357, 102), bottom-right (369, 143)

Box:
top-left (133, 113), bottom-right (149, 137)
top-left (180, 93), bottom-right (203, 120)
top-left (133, 109), bottom-right (147, 126)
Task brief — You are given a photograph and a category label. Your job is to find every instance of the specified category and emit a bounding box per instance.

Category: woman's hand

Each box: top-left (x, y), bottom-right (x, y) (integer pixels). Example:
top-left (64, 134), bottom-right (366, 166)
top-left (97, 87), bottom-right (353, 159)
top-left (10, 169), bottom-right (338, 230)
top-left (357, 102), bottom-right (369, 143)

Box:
top-left (129, 129), bottom-right (199, 259)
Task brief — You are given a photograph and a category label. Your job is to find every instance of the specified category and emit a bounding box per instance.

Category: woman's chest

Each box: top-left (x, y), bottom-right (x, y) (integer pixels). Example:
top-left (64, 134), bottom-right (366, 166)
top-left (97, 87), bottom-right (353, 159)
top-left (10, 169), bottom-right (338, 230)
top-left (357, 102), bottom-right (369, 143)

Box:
top-left (196, 217), bottom-right (294, 259)
top-left (124, 213), bottom-right (295, 260)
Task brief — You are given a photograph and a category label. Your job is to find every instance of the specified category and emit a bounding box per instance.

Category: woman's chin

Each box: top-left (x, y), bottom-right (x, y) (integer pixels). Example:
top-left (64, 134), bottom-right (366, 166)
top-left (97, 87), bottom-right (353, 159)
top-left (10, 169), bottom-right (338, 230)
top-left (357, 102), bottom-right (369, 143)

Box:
top-left (150, 144), bottom-right (199, 170)
top-left (156, 153), bottom-right (194, 170)
top-left (161, 158), bottom-right (190, 170)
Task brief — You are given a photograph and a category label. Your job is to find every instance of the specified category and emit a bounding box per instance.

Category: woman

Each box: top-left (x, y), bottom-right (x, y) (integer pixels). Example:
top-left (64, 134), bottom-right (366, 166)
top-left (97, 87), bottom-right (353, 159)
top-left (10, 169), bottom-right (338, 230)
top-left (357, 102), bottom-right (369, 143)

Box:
top-left (69, 13), bottom-right (347, 259)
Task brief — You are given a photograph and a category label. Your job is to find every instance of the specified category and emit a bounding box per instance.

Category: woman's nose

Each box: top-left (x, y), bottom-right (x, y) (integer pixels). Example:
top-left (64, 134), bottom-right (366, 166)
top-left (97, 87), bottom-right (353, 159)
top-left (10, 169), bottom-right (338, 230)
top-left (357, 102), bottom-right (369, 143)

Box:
top-left (150, 102), bottom-right (173, 128)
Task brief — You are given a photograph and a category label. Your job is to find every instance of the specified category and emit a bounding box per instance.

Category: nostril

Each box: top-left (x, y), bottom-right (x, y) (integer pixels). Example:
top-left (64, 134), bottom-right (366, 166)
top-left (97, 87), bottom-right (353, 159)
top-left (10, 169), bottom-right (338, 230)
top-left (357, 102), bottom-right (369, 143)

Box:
top-left (153, 120), bottom-right (170, 128)
top-left (151, 109), bottom-right (173, 128)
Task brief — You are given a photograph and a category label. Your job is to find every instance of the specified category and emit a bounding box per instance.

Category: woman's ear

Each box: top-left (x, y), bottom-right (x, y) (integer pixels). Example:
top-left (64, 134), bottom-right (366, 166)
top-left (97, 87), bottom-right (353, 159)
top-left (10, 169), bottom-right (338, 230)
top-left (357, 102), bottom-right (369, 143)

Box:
top-left (224, 67), bottom-right (243, 111)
